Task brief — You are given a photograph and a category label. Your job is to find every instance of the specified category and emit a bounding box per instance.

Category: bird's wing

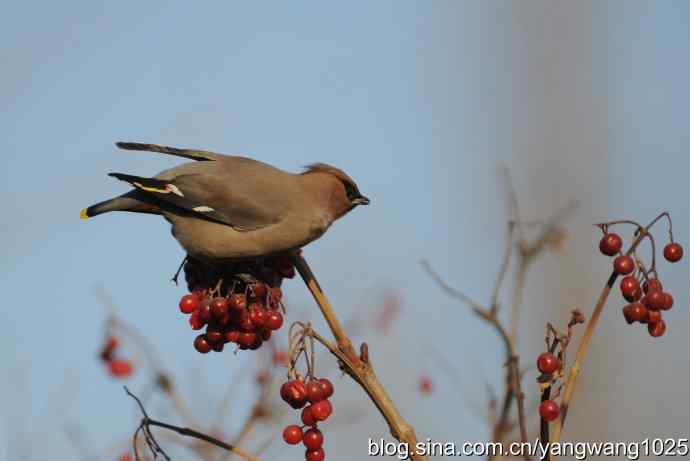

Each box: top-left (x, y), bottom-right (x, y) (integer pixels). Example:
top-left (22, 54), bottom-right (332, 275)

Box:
top-left (115, 142), bottom-right (229, 162)
top-left (108, 171), bottom-right (287, 231)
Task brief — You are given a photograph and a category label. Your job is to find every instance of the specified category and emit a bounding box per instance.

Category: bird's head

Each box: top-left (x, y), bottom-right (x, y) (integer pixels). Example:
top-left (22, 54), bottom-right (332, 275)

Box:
top-left (302, 163), bottom-right (370, 218)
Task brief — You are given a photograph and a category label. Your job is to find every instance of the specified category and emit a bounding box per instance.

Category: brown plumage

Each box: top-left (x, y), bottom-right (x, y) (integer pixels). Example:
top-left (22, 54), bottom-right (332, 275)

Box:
top-left (81, 142), bottom-right (369, 260)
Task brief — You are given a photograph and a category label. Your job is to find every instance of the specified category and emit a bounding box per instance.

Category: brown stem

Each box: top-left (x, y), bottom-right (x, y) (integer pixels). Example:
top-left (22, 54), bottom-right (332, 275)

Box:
top-left (291, 252), bottom-right (428, 461)
top-left (510, 355), bottom-right (531, 461)
top-left (539, 386), bottom-right (551, 461)
top-left (509, 256), bottom-right (528, 343)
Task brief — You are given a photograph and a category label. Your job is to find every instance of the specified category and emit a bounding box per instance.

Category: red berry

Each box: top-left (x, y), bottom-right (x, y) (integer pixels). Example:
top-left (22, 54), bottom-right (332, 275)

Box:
top-left (198, 299), bottom-right (213, 322)
top-left (282, 425), bottom-right (303, 445)
top-left (645, 290), bottom-right (665, 310)
top-left (301, 405), bottom-right (317, 426)
top-left (619, 276), bottom-right (641, 302)
top-left (247, 336), bottom-right (263, 350)
top-left (599, 233), bottom-right (623, 256)
top-left (305, 448), bottom-right (325, 461)
top-left (310, 399), bottom-right (333, 421)
top-left (188, 310), bottom-right (205, 330)
top-left (419, 376), bottom-right (433, 395)
top-left (648, 319), bottom-right (667, 337)
top-left (318, 378), bottom-right (334, 399)
top-left (248, 305), bottom-right (267, 328)
top-left (643, 278), bottom-right (663, 294)
top-left (179, 294), bottom-right (200, 314)
top-left (248, 283), bottom-right (267, 299)
top-left (613, 255), bottom-right (635, 275)
top-left (237, 311), bottom-right (254, 332)
top-left (539, 400), bottom-right (560, 422)
top-left (661, 292), bottom-right (674, 311)
top-left (536, 352), bottom-right (560, 374)
top-left (212, 341), bottom-right (225, 352)
top-left (622, 303), bottom-right (647, 324)
top-left (205, 326), bottom-right (223, 344)
top-left (281, 380), bottom-right (308, 408)
top-left (237, 332), bottom-right (257, 348)
top-left (108, 359), bottom-right (133, 378)
top-left (224, 329), bottom-right (240, 343)
top-left (265, 311), bottom-right (284, 331)
top-left (274, 350), bottom-right (288, 366)
top-left (229, 293), bottom-right (247, 311)
top-left (211, 297), bottom-right (229, 319)
top-left (664, 243), bottom-right (683, 263)
top-left (194, 334), bottom-right (212, 353)
top-left (306, 380), bottom-right (325, 403)
top-left (647, 309), bottom-right (661, 324)
top-left (303, 428), bottom-right (324, 450)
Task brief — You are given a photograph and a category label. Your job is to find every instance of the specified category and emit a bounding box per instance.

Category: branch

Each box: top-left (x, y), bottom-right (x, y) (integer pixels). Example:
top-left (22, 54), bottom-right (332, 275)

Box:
top-left (125, 387), bottom-right (260, 461)
top-left (290, 252), bottom-right (428, 461)
top-left (421, 259), bottom-right (527, 458)
top-left (510, 199), bottom-right (577, 342)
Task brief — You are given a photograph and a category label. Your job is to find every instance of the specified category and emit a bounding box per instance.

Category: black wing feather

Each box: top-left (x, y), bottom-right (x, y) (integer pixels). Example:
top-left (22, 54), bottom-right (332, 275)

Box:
top-left (108, 172), bottom-right (235, 227)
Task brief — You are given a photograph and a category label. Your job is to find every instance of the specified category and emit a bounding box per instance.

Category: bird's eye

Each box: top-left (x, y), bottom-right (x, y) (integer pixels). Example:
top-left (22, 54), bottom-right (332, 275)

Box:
top-left (343, 181), bottom-right (359, 202)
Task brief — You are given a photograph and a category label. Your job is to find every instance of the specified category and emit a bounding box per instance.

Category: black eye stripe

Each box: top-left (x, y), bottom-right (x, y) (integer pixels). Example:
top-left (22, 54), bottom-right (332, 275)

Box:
top-left (343, 181), bottom-right (358, 199)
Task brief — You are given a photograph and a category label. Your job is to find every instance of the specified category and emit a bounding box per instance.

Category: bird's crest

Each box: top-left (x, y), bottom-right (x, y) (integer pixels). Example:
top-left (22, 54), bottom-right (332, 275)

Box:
top-left (302, 163), bottom-right (357, 187)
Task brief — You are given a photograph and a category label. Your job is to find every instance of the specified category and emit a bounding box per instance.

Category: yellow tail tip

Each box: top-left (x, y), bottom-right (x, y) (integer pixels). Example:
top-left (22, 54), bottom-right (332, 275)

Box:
top-left (80, 208), bottom-right (90, 220)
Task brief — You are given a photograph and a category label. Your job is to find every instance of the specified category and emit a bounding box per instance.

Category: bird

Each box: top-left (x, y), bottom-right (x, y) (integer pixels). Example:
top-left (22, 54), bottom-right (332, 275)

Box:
top-left (81, 142), bottom-right (370, 261)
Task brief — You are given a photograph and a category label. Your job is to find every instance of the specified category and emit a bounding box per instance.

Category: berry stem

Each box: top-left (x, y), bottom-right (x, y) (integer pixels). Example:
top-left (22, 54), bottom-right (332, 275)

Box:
top-left (552, 213), bottom-right (668, 442)
top-left (291, 252), bottom-right (428, 461)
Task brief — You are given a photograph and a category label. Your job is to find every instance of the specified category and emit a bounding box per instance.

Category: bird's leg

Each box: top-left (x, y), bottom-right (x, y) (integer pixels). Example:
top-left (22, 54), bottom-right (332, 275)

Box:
top-left (170, 256), bottom-right (188, 285)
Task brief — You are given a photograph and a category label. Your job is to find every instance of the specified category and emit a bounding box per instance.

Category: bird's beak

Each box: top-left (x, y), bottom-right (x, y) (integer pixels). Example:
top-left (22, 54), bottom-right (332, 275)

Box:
top-left (352, 195), bottom-right (370, 206)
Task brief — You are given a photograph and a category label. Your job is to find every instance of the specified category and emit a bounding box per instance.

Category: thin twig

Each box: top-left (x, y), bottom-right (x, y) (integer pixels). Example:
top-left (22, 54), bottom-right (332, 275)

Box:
top-left (510, 355), bottom-right (531, 461)
top-left (421, 260), bottom-right (525, 455)
top-left (125, 387), bottom-right (260, 461)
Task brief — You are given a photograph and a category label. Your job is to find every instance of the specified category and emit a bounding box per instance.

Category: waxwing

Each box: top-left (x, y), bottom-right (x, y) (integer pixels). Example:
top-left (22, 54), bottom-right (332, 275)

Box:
top-left (81, 142), bottom-right (369, 260)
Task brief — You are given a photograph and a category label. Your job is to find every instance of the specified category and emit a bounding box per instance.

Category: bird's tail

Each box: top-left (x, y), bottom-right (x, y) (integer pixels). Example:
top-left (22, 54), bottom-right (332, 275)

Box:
top-left (80, 191), bottom-right (160, 219)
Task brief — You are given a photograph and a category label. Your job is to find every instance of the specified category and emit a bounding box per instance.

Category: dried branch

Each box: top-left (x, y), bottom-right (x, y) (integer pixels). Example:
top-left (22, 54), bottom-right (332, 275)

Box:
top-left (422, 260), bottom-right (527, 459)
top-left (290, 252), bottom-right (428, 461)
top-left (125, 387), bottom-right (260, 461)
top-left (423, 200), bottom-right (575, 460)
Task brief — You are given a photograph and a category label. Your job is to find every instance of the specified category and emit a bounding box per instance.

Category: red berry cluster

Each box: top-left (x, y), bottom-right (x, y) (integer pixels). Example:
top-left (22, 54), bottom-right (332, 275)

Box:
top-left (620, 277), bottom-right (673, 337)
top-left (281, 377), bottom-right (334, 461)
top-left (536, 352), bottom-right (561, 422)
top-left (599, 232), bottom-right (683, 338)
top-left (179, 255), bottom-right (295, 353)
top-left (99, 336), bottom-right (133, 378)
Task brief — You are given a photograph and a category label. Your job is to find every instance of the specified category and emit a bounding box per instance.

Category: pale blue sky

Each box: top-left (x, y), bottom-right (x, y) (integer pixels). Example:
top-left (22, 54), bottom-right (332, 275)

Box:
top-left (2, 2), bottom-right (689, 460)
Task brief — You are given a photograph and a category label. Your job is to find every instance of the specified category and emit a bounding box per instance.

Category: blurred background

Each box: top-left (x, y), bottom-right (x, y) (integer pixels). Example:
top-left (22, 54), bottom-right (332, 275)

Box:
top-left (1, 1), bottom-right (689, 460)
